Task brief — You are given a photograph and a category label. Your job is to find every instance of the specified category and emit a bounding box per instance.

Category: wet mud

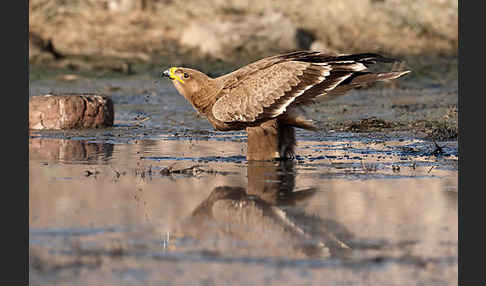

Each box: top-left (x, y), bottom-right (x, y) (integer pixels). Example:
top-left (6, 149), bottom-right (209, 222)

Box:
top-left (29, 74), bottom-right (457, 285)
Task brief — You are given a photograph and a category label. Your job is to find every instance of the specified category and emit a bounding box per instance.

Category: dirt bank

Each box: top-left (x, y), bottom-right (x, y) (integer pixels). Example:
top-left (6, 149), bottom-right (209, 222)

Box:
top-left (30, 0), bottom-right (457, 76)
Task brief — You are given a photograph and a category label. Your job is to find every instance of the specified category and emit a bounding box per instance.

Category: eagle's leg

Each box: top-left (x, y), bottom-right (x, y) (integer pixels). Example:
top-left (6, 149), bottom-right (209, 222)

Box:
top-left (278, 123), bottom-right (296, 160)
top-left (246, 119), bottom-right (296, 161)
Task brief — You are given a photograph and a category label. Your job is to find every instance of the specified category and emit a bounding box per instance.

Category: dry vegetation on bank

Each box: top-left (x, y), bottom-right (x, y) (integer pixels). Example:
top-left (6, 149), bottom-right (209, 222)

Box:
top-left (30, 0), bottom-right (457, 74)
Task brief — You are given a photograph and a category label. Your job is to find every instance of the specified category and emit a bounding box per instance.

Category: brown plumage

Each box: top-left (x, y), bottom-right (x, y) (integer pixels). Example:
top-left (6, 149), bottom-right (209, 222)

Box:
top-left (163, 51), bottom-right (410, 160)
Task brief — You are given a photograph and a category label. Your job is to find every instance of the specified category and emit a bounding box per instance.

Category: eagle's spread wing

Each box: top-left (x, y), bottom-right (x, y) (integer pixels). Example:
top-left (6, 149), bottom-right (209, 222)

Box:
top-left (212, 51), bottom-right (399, 123)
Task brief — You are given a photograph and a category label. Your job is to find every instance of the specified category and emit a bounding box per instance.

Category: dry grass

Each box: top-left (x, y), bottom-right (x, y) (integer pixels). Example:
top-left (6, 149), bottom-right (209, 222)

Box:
top-left (173, 0), bottom-right (458, 55)
top-left (29, 0), bottom-right (457, 68)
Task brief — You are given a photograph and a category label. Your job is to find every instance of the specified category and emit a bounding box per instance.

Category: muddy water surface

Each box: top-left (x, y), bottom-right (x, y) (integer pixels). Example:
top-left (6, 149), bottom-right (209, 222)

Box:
top-left (29, 75), bottom-right (458, 285)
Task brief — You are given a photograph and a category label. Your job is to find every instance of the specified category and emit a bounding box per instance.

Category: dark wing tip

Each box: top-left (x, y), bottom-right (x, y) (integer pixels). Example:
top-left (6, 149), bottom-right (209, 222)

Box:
top-left (281, 51), bottom-right (404, 66)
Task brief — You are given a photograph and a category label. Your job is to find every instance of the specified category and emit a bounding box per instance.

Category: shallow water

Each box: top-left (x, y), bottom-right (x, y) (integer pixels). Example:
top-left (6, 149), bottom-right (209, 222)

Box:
top-left (29, 76), bottom-right (458, 285)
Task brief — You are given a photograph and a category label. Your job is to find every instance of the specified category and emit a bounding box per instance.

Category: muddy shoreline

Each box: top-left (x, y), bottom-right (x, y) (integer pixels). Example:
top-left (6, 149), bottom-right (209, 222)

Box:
top-left (29, 66), bottom-right (458, 141)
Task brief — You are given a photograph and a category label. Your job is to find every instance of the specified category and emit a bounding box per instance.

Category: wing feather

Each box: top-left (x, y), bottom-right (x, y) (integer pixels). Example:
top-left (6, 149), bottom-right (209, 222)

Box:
top-left (213, 61), bottom-right (330, 122)
top-left (212, 51), bottom-right (406, 123)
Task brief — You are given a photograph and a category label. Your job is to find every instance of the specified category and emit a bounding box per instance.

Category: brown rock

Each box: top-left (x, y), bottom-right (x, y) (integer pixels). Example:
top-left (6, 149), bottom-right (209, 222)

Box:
top-left (309, 41), bottom-right (339, 55)
top-left (179, 12), bottom-right (298, 60)
top-left (29, 94), bottom-right (114, 130)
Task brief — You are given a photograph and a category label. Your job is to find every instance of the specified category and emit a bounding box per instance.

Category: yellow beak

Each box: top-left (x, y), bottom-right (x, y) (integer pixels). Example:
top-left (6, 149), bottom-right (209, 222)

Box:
top-left (162, 67), bottom-right (185, 84)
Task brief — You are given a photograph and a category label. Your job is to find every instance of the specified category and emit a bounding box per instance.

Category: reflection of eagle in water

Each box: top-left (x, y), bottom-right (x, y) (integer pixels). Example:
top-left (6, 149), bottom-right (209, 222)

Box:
top-left (175, 161), bottom-right (354, 258)
top-left (184, 185), bottom-right (353, 258)
top-left (163, 51), bottom-right (409, 160)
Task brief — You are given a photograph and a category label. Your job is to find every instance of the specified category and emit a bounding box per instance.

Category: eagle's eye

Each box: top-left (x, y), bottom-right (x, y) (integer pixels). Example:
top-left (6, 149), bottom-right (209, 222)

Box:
top-left (183, 73), bottom-right (190, 79)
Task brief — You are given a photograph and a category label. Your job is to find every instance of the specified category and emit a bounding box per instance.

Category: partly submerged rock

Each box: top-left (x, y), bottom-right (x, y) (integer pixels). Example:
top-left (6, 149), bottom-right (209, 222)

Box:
top-left (29, 94), bottom-right (114, 130)
top-left (29, 138), bottom-right (114, 163)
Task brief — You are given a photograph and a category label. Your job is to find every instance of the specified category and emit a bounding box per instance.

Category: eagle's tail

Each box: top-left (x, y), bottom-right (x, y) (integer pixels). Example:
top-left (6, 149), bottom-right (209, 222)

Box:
top-left (327, 70), bottom-right (411, 96)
